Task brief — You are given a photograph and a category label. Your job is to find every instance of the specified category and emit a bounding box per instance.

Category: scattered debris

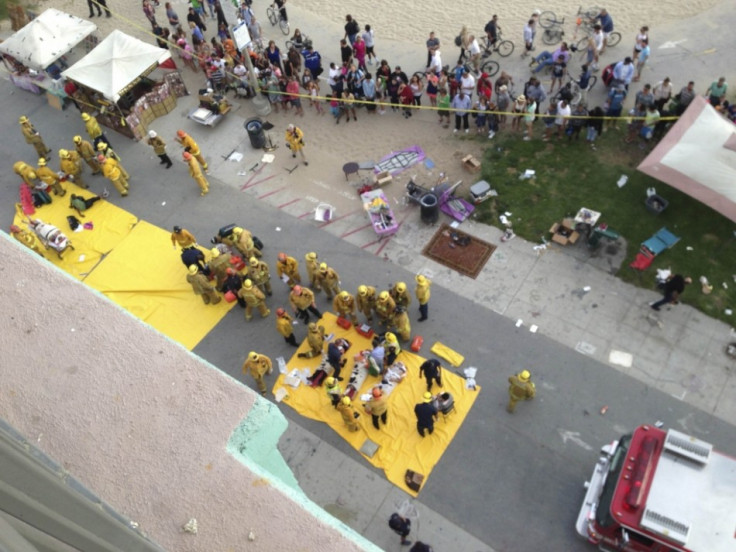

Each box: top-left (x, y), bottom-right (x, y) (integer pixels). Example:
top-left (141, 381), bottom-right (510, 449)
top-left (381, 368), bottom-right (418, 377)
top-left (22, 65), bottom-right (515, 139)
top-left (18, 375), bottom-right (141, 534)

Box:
top-left (616, 175), bottom-right (628, 188)
top-left (518, 169), bottom-right (535, 180)
top-left (183, 519), bottom-right (198, 534)
top-left (515, 319), bottom-right (523, 327)
top-left (600, 405), bottom-right (608, 415)
top-left (654, 420), bottom-right (664, 428)
top-left (529, 324), bottom-right (538, 333)
top-left (699, 276), bottom-right (713, 294)
top-left (248, 530), bottom-right (256, 541)
top-left (608, 350), bottom-right (633, 368)
top-left (286, 165), bottom-right (298, 174)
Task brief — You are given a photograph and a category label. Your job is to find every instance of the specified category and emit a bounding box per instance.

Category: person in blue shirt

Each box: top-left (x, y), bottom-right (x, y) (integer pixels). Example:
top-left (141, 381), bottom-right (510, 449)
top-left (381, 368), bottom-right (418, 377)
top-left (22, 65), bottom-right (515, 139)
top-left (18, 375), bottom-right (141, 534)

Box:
top-left (302, 45), bottom-right (323, 78)
top-left (595, 9), bottom-right (614, 53)
top-left (605, 84), bottom-right (627, 130)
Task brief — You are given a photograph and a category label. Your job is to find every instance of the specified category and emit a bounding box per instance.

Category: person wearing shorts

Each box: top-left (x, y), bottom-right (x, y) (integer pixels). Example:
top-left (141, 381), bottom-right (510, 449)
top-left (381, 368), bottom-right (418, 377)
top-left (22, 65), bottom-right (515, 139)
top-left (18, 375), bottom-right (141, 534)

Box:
top-left (437, 88), bottom-right (450, 127)
top-left (522, 19), bottom-right (535, 58)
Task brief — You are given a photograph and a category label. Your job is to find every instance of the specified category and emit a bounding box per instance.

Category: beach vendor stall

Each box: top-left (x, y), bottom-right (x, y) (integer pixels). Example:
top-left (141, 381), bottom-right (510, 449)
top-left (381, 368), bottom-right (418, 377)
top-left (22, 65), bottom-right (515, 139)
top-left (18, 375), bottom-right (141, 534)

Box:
top-left (61, 30), bottom-right (188, 141)
top-left (0, 9), bottom-right (97, 110)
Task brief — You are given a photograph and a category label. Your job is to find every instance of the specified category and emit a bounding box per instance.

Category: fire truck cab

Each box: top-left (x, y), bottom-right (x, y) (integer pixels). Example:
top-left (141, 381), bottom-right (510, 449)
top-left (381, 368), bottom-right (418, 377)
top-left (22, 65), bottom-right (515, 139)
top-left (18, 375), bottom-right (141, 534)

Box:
top-left (576, 424), bottom-right (736, 552)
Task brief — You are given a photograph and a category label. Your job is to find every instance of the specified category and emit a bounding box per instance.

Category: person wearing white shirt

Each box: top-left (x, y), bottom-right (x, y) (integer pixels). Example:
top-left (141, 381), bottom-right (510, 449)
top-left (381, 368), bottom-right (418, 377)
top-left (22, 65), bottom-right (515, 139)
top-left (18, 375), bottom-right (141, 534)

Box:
top-left (362, 25), bottom-right (376, 65)
top-left (427, 49), bottom-right (442, 75)
top-left (467, 35), bottom-right (481, 73)
top-left (555, 99), bottom-right (571, 138)
top-left (460, 70), bottom-right (475, 99)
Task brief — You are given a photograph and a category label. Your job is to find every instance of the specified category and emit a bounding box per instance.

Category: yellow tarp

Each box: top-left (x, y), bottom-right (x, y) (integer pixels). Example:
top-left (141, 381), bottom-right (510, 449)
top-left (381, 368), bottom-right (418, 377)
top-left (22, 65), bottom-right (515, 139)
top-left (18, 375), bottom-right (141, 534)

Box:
top-left (83, 220), bottom-right (234, 349)
top-left (12, 183), bottom-right (138, 280)
top-left (430, 341), bottom-right (465, 367)
top-left (274, 313), bottom-right (481, 496)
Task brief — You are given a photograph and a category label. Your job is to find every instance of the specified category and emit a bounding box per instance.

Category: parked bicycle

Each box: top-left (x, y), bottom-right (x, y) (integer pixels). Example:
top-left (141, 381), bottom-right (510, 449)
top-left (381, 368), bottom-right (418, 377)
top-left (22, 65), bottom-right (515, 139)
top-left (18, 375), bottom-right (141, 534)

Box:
top-left (538, 11), bottom-right (566, 45)
top-left (574, 8), bottom-right (622, 50)
top-left (266, 3), bottom-right (289, 35)
top-left (551, 73), bottom-right (598, 106)
top-left (285, 35), bottom-right (311, 52)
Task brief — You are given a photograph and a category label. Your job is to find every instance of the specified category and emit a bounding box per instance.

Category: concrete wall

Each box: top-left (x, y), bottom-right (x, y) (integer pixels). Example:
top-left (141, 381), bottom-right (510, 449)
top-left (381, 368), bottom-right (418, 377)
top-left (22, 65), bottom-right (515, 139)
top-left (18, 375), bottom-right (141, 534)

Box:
top-left (0, 233), bottom-right (376, 551)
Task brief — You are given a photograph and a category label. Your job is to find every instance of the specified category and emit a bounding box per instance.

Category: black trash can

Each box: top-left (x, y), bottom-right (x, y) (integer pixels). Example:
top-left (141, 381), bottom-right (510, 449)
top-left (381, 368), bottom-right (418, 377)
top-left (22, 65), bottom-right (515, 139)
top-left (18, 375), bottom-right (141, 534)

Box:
top-left (245, 117), bottom-right (266, 149)
top-left (420, 193), bottom-right (439, 224)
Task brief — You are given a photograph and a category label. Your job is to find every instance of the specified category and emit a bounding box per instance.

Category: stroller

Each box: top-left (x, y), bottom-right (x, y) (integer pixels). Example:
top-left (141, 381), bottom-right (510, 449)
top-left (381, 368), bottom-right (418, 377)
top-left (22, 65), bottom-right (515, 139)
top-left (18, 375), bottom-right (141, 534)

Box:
top-left (28, 219), bottom-right (74, 259)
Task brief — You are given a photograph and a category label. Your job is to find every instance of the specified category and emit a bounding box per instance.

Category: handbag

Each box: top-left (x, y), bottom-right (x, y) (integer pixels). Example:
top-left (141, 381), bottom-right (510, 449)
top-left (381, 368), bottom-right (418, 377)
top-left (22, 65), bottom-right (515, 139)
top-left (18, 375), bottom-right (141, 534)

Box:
top-left (224, 290), bottom-right (237, 303)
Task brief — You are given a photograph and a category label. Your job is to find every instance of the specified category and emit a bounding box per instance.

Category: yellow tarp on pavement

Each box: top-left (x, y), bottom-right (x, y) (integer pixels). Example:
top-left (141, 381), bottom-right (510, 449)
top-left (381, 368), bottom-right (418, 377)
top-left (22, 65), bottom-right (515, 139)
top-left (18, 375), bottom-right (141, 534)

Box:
top-left (274, 313), bottom-right (481, 496)
top-left (83, 220), bottom-right (234, 349)
top-left (12, 183), bottom-right (138, 280)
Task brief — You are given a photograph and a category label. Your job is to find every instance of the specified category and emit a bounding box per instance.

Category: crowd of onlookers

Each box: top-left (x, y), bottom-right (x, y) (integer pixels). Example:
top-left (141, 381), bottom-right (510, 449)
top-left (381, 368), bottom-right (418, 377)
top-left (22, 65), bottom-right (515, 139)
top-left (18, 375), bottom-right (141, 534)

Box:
top-left (143, 0), bottom-right (733, 148)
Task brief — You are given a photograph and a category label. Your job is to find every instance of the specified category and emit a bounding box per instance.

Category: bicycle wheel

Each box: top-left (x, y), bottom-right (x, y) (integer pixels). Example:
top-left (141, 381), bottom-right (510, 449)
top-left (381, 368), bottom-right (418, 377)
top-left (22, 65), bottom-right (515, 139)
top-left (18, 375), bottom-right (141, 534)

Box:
top-left (480, 59), bottom-right (499, 77)
top-left (575, 36), bottom-right (589, 52)
top-left (497, 40), bottom-right (514, 57)
top-left (538, 11), bottom-right (557, 29)
top-left (587, 75), bottom-right (597, 90)
top-left (542, 28), bottom-right (562, 45)
top-left (279, 17), bottom-right (289, 35)
top-left (570, 83), bottom-right (582, 105)
top-left (606, 32), bottom-right (621, 47)
top-left (285, 40), bottom-right (293, 50)
top-left (266, 6), bottom-right (277, 25)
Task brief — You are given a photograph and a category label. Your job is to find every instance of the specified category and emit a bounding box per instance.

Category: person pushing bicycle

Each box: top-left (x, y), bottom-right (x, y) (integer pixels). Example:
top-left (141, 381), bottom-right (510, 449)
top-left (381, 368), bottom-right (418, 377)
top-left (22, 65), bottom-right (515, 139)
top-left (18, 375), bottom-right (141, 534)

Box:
top-left (484, 15), bottom-right (501, 47)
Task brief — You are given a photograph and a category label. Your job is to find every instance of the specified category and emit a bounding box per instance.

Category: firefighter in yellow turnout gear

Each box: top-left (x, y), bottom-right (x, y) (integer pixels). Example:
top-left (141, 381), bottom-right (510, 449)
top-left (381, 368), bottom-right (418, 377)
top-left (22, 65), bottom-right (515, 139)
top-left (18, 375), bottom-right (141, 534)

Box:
top-left (183, 151), bottom-right (209, 196)
top-left (237, 279), bottom-right (270, 321)
top-left (333, 290), bottom-right (358, 325)
top-left (19, 115), bottom-right (51, 158)
top-left (297, 322), bottom-right (325, 358)
top-left (36, 158), bottom-right (66, 197)
top-left (337, 396), bottom-right (360, 432)
top-left (507, 370), bottom-right (536, 413)
top-left (357, 285), bottom-right (377, 323)
top-left (186, 264), bottom-right (221, 305)
top-left (315, 262), bottom-right (340, 299)
top-left (242, 351), bottom-right (272, 396)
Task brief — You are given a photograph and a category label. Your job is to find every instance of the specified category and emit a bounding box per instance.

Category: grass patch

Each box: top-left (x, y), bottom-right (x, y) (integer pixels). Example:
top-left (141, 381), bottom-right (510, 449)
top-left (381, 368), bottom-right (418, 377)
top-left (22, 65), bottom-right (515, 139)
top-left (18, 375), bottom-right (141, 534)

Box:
top-left (473, 128), bottom-right (736, 323)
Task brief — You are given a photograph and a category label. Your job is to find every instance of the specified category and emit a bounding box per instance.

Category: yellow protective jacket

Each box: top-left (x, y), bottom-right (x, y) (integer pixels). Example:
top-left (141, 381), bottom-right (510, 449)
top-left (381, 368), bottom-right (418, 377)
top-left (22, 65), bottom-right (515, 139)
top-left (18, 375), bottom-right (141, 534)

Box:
top-left (36, 166), bottom-right (60, 186)
top-left (60, 158), bottom-right (80, 176)
top-left (178, 134), bottom-right (201, 155)
top-left (290, 288), bottom-right (315, 310)
top-left (85, 116), bottom-right (102, 139)
top-left (375, 294), bottom-right (396, 318)
top-left (186, 157), bottom-right (204, 179)
top-left (276, 256), bottom-right (299, 279)
top-left (316, 268), bottom-right (339, 288)
top-left (243, 356), bottom-right (272, 378)
top-left (101, 159), bottom-right (123, 181)
top-left (306, 325), bottom-right (325, 351)
top-left (357, 286), bottom-right (377, 312)
top-left (76, 139), bottom-right (97, 160)
top-left (238, 285), bottom-right (265, 306)
top-left (333, 294), bottom-right (356, 316)
top-left (186, 272), bottom-right (216, 295)
top-left (285, 127), bottom-right (305, 152)
top-left (20, 122), bottom-right (39, 143)
top-left (148, 135), bottom-right (167, 155)
top-left (171, 229), bottom-right (197, 247)
top-left (276, 314), bottom-right (294, 337)
top-left (508, 376), bottom-right (536, 400)
top-left (390, 285), bottom-right (411, 307)
top-left (416, 280), bottom-right (431, 304)
top-left (248, 260), bottom-right (271, 285)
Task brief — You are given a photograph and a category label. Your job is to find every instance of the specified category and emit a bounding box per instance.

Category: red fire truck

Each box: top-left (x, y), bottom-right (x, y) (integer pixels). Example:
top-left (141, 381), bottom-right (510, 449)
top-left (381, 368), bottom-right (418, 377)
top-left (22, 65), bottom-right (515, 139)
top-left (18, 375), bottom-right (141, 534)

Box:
top-left (575, 424), bottom-right (736, 551)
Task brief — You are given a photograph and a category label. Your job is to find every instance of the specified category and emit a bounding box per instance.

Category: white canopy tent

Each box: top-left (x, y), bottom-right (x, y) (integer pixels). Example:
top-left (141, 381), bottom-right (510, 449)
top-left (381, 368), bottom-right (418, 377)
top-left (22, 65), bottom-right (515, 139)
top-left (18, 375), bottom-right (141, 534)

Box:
top-left (638, 96), bottom-right (736, 222)
top-left (62, 30), bottom-right (171, 102)
top-left (0, 9), bottom-right (97, 71)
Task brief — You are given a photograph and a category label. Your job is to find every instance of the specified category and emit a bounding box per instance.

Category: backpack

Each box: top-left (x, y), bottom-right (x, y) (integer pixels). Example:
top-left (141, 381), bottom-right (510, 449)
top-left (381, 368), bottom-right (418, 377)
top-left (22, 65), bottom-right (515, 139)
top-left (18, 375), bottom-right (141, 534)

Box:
top-left (602, 63), bottom-right (615, 87)
top-left (347, 20), bottom-right (359, 34)
top-left (388, 513), bottom-right (406, 532)
top-left (454, 35), bottom-right (462, 47)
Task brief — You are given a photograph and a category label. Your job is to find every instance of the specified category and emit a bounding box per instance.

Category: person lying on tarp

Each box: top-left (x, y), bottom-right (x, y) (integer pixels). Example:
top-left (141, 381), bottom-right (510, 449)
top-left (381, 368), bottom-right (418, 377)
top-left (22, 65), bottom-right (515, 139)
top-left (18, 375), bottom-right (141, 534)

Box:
top-left (69, 194), bottom-right (101, 218)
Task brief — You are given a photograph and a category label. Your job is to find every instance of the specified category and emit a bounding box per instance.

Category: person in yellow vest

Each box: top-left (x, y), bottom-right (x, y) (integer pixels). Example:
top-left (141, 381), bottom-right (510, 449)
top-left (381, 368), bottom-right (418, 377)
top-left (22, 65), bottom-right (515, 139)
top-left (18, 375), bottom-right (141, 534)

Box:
top-left (19, 115), bottom-right (51, 158)
top-left (375, 290), bottom-right (396, 325)
top-left (366, 386), bottom-right (389, 430)
top-left (507, 370), bottom-right (536, 413)
top-left (171, 226), bottom-right (197, 248)
top-left (356, 285), bottom-right (377, 323)
top-left (276, 252), bottom-right (301, 286)
top-left (186, 264), bottom-right (221, 305)
top-left (289, 284), bottom-right (322, 323)
top-left (13, 161), bottom-right (38, 187)
top-left (209, 247), bottom-right (232, 288)
top-left (275, 307), bottom-right (298, 347)
top-left (146, 130), bottom-right (173, 168)
top-left (333, 290), bottom-right (358, 325)
top-left (285, 124), bottom-right (308, 166)
top-left (415, 274), bottom-right (432, 322)
top-left (315, 262), bottom-right (340, 299)
top-left (383, 331), bottom-right (401, 366)
top-left (304, 251), bottom-right (321, 292)
top-left (9, 224), bottom-right (44, 257)
top-left (35, 158), bottom-right (66, 196)
top-left (391, 306), bottom-right (411, 342)
top-left (242, 351), bottom-right (273, 396)
top-left (175, 130), bottom-right (208, 171)
top-left (297, 322), bottom-right (325, 358)
top-left (337, 396), bottom-right (360, 432)
top-left (237, 278), bottom-right (270, 321)
top-left (97, 142), bottom-right (130, 180)
top-left (59, 149), bottom-right (87, 189)
top-left (248, 256), bottom-right (273, 296)
top-left (98, 155), bottom-right (129, 196)
top-left (325, 377), bottom-right (343, 407)
top-left (183, 151), bottom-right (209, 196)
top-left (73, 135), bottom-right (101, 175)
top-left (389, 281), bottom-right (411, 309)
top-left (80, 113), bottom-right (108, 145)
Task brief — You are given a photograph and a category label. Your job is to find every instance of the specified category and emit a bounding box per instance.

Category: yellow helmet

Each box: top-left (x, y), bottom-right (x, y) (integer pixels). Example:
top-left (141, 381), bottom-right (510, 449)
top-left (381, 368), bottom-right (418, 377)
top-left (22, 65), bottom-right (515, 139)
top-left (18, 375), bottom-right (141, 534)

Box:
top-left (73, 135), bottom-right (82, 144)
top-left (242, 279), bottom-right (253, 289)
top-left (319, 262), bottom-right (327, 271)
top-left (358, 285), bottom-right (368, 296)
top-left (423, 391), bottom-right (433, 402)
top-left (28, 171), bottom-right (37, 180)
top-left (249, 351), bottom-right (258, 361)
top-left (325, 377), bottom-right (336, 387)
top-left (396, 282), bottom-right (406, 293)
top-left (18, 115), bottom-right (28, 123)
top-left (96, 142), bottom-right (107, 151)
top-left (58, 149), bottom-right (69, 158)
top-left (308, 322), bottom-right (317, 331)
top-left (232, 226), bottom-right (243, 235)
top-left (341, 396), bottom-right (351, 406)
top-left (249, 257), bottom-right (259, 267)
top-left (519, 370), bottom-right (531, 382)
top-left (188, 265), bottom-right (199, 274)
top-left (384, 332), bottom-right (397, 343)
top-left (378, 291), bottom-right (389, 301)
top-left (306, 251), bottom-right (317, 260)
top-left (37, 158), bottom-right (47, 166)
top-left (416, 275), bottom-right (427, 285)
top-left (210, 248), bottom-right (220, 258)
top-left (81, 113), bottom-right (91, 121)
top-left (339, 291), bottom-right (349, 300)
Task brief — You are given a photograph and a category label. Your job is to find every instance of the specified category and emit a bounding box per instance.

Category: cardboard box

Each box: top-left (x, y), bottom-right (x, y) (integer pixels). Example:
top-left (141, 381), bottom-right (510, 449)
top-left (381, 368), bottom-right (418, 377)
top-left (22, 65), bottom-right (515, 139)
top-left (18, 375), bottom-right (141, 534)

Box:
top-left (374, 171), bottom-right (392, 187)
top-left (462, 154), bottom-right (481, 173)
top-left (549, 219), bottom-right (580, 245)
